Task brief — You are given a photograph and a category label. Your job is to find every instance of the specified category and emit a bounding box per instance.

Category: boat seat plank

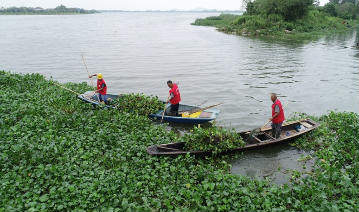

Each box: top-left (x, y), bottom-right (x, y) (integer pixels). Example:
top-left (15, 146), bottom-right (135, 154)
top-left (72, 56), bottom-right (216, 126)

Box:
top-left (253, 136), bottom-right (264, 143)
top-left (300, 122), bottom-right (313, 128)
top-left (157, 146), bottom-right (182, 152)
top-left (263, 132), bottom-right (275, 140)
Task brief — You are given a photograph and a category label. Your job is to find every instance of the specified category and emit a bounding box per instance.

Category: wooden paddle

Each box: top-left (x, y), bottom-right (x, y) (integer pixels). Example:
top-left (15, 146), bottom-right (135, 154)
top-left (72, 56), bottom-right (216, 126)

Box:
top-left (260, 119), bottom-right (271, 131)
top-left (195, 99), bottom-right (208, 108)
top-left (249, 102), bottom-right (289, 137)
top-left (187, 103), bottom-right (223, 115)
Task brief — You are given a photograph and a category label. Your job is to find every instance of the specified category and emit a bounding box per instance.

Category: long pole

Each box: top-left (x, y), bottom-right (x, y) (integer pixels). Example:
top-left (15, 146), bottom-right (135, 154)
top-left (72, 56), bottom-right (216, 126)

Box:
top-left (52, 82), bottom-right (101, 104)
top-left (81, 55), bottom-right (99, 101)
top-left (81, 54), bottom-right (94, 87)
top-left (53, 82), bottom-right (80, 95)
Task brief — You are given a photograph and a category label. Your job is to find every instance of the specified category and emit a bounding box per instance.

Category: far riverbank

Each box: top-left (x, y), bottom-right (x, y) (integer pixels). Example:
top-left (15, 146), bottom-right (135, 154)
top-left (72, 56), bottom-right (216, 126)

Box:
top-left (193, 11), bottom-right (358, 40)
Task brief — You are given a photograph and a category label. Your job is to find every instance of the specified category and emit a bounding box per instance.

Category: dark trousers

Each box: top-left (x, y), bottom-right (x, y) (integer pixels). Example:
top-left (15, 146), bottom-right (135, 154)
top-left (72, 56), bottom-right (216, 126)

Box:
top-left (272, 122), bottom-right (282, 139)
top-left (166, 104), bottom-right (179, 116)
top-left (98, 94), bottom-right (108, 104)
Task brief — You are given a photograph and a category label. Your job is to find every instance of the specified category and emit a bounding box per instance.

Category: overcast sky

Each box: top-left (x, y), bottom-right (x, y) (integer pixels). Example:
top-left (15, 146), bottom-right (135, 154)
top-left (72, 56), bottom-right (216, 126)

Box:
top-left (1, 0), bottom-right (330, 10)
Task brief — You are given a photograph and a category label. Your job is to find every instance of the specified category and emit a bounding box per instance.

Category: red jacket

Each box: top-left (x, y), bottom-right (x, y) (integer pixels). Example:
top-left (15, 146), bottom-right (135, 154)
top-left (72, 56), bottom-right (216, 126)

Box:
top-left (272, 99), bottom-right (285, 124)
top-left (169, 83), bottom-right (181, 105)
top-left (97, 79), bottom-right (107, 95)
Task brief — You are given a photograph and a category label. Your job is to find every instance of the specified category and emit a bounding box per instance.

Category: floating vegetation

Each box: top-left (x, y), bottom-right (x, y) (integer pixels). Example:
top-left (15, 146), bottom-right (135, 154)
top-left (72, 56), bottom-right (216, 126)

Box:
top-left (0, 71), bottom-right (358, 211)
top-left (113, 93), bottom-right (163, 116)
top-left (183, 126), bottom-right (245, 154)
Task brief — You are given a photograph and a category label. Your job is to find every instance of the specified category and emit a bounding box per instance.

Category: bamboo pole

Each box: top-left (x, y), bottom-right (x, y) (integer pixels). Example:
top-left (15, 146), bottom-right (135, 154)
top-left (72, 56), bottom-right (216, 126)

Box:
top-left (81, 55), bottom-right (99, 101)
top-left (52, 82), bottom-right (100, 104)
top-left (82, 54), bottom-right (94, 88)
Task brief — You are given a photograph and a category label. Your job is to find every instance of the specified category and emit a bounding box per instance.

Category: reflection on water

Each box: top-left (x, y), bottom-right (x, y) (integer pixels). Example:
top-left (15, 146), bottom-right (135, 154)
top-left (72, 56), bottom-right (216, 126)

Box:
top-left (230, 144), bottom-right (315, 184)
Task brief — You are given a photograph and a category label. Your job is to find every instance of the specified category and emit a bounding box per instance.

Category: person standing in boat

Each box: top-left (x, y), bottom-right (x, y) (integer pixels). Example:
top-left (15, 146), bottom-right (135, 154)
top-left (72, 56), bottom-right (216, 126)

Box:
top-left (89, 73), bottom-right (108, 104)
top-left (166, 80), bottom-right (181, 116)
top-left (269, 93), bottom-right (285, 139)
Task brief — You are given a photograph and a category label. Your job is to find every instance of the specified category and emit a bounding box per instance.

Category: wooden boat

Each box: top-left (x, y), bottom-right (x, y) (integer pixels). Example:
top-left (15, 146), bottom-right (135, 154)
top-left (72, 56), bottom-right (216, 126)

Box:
top-left (148, 104), bottom-right (220, 124)
top-left (78, 91), bottom-right (220, 124)
top-left (147, 119), bottom-right (320, 156)
top-left (77, 91), bottom-right (121, 109)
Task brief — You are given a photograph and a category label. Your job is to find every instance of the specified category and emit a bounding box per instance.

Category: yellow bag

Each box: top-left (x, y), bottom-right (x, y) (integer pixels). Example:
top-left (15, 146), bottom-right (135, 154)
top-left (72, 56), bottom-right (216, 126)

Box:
top-left (181, 111), bottom-right (202, 118)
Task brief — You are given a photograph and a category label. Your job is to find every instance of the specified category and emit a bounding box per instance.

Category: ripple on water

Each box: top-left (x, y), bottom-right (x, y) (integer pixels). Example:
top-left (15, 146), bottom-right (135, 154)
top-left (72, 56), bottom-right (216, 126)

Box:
top-left (230, 144), bottom-right (315, 185)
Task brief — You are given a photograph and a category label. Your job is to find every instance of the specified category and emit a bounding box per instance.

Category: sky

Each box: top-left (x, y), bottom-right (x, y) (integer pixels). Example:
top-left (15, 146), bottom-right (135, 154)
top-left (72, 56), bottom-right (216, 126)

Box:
top-left (1, 0), bottom-right (330, 11)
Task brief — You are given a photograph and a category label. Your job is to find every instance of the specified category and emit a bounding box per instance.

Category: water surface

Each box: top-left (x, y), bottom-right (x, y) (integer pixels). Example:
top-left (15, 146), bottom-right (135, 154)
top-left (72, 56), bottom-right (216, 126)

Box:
top-left (0, 12), bottom-right (357, 131)
top-left (230, 144), bottom-right (315, 184)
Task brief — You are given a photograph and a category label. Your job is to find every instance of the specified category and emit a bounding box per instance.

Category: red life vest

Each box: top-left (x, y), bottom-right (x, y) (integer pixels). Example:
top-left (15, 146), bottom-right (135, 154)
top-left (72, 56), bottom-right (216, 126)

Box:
top-left (169, 83), bottom-right (181, 105)
top-left (97, 79), bottom-right (107, 95)
top-left (272, 99), bottom-right (285, 124)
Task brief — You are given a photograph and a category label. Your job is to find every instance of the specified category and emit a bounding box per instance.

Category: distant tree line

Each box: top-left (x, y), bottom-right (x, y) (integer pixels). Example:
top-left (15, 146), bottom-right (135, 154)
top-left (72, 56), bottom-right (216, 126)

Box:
top-left (243, 0), bottom-right (358, 20)
top-left (322, 0), bottom-right (358, 19)
top-left (0, 5), bottom-right (98, 15)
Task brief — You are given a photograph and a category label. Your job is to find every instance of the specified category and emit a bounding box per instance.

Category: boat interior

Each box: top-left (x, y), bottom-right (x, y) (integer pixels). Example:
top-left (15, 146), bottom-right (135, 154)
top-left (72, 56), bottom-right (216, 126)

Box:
top-left (241, 119), bottom-right (317, 144)
top-left (165, 104), bottom-right (214, 118)
top-left (81, 91), bottom-right (120, 102)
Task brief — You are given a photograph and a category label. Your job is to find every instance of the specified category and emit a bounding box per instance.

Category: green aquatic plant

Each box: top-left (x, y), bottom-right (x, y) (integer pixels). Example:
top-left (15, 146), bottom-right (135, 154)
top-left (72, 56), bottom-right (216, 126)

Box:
top-left (292, 111), bottom-right (359, 179)
top-left (183, 126), bottom-right (245, 154)
top-left (113, 93), bottom-right (163, 116)
top-left (0, 70), bottom-right (358, 211)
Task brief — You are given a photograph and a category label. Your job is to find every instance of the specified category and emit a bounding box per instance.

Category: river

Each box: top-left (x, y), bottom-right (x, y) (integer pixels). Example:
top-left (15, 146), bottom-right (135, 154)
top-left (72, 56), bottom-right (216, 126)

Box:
top-left (1, 12), bottom-right (358, 183)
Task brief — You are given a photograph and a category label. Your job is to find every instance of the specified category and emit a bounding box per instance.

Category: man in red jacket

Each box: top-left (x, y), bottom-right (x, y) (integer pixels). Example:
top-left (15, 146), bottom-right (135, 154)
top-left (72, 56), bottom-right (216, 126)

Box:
top-left (89, 73), bottom-right (108, 104)
top-left (269, 93), bottom-right (285, 138)
top-left (166, 80), bottom-right (181, 116)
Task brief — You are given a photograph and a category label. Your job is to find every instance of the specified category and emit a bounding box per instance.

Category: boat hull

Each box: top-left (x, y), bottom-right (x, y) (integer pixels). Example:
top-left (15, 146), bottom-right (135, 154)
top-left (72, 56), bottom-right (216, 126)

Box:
top-left (149, 103), bottom-right (220, 124)
top-left (147, 119), bottom-right (320, 156)
top-left (77, 91), bottom-right (120, 109)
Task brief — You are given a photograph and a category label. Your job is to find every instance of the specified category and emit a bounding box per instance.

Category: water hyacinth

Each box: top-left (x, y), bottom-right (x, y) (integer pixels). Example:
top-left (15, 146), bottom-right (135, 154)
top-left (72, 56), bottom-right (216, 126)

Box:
top-left (183, 126), bottom-right (245, 154)
top-left (113, 93), bottom-right (164, 116)
top-left (0, 71), bottom-right (358, 211)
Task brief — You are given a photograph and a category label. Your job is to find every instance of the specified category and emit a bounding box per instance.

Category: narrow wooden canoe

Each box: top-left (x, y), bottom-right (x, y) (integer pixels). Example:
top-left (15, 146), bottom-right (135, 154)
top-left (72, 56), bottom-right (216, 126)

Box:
top-left (77, 91), bottom-right (121, 109)
top-left (147, 119), bottom-right (320, 156)
top-left (148, 104), bottom-right (220, 124)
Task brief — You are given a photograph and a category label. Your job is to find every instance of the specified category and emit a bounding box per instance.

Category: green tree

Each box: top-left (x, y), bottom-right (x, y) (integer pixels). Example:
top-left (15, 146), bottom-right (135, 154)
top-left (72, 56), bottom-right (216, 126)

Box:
top-left (341, 0), bottom-right (356, 4)
top-left (323, 2), bottom-right (337, 16)
top-left (335, 2), bottom-right (357, 19)
top-left (250, 0), bottom-right (314, 21)
top-left (55, 5), bottom-right (67, 12)
top-left (280, 0), bottom-right (314, 20)
top-left (245, 1), bottom-right (260, 15)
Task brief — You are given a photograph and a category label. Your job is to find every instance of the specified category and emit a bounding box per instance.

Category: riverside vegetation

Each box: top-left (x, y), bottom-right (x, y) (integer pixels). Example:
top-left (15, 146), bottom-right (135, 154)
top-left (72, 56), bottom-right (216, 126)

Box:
top-left (1, 71), bottom-right (358, 211)
top-left (193, 0), bottom-right (359, 40)
top-left (0, 5), bottom-right (97, 15)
